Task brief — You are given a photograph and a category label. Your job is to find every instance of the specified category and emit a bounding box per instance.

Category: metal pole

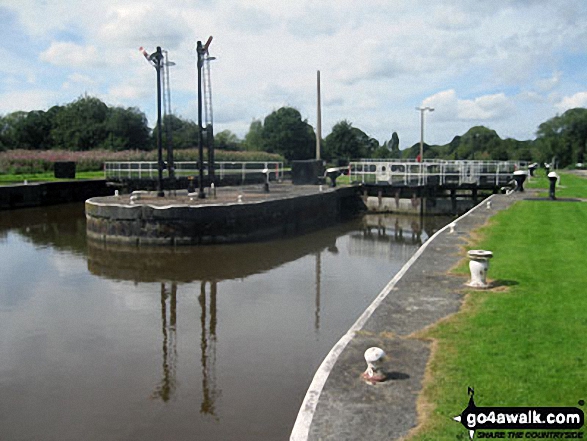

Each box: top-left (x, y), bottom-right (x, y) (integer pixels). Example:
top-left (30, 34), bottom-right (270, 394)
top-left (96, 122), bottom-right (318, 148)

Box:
top-left (197, 41), bottom-right (205, 199)
top-left (155, 47), bottom-right (164, 197)
top-left (162, 50), bottom-right (175, 182)
top-left (316, 70), bottom-right (322, 160)
top-left (419, 108), bottom-right (424, 162)
top-left (416, 106), bottom-right (434, 163)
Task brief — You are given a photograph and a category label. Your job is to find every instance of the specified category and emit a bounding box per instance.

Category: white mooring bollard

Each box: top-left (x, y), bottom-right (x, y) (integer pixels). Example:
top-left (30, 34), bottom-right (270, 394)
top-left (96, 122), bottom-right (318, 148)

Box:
top-left (449, 222), bottom-right (457, 234)
top-left (362, 347), bottom-right (387, 384)
top-left (467, 250), bottom-right (493, 288)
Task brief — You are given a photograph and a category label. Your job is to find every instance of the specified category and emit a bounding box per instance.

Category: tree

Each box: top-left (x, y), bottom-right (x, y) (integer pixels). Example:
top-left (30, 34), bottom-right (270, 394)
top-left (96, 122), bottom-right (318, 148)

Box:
top-left (261, 107), bottom-right (315, 161)
top-left (323, 120), bottom-right (375, 162)
top-left (214, 130), bottom-right (242, 151)
top-left (103, 106), bottom-right (151, 151)
top-left (51, 95), bottom-right (109, 150)
top-left (13, 110), bottom-right (54, 150)
top-left (153, 114), bottom-right (199, 151)
top-left (536, 108), bottom-right (587, 166)
top-left (387, 131), bottom-right (400, 158)
top-left (243, 119), bottom-right (264, 151)
top-left (0, 112), bottom-right (26, 150)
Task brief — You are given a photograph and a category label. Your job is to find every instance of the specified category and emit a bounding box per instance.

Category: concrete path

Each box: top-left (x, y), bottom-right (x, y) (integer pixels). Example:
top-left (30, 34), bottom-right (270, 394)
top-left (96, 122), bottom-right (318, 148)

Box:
top-left (291, 191), bottom-right (529, 441)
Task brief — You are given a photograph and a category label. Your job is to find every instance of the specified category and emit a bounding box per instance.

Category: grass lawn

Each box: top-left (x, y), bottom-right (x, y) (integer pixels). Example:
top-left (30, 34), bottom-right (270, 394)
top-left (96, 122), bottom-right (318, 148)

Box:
top-left (526, 169), bottom-right (587, 198)
top-left (410, 199), bottom-right (587, 440)
top-left (0, 171), bottom-right (104, 184)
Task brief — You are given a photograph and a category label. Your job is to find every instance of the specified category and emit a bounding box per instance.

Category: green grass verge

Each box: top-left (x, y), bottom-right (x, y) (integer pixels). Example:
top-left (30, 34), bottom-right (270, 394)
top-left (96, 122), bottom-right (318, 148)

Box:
top-left (410, 200), bottom-right (587, 440)
top-left (526, 170), bottom-right (587, 198)
top-left (0, 171), bottom-right (104, 184)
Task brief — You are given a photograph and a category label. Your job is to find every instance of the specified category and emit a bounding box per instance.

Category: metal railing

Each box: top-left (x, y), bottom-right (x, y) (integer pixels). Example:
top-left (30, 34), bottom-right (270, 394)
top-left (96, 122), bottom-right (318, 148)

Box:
top-left (349, 159), bottom-right (529, 187)
top-left (104, 161), bottom-right (285, 181)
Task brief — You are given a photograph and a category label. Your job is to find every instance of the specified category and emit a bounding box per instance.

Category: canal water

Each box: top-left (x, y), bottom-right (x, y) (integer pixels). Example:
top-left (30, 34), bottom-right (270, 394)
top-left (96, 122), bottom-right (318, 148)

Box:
top-left (0, 203), bottom-right (451, 441)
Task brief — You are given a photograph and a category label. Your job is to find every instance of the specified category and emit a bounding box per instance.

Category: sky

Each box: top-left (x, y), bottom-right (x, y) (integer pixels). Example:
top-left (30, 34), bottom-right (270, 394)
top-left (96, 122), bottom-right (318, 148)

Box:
top-left (1, 0), bottom-right (587, 149)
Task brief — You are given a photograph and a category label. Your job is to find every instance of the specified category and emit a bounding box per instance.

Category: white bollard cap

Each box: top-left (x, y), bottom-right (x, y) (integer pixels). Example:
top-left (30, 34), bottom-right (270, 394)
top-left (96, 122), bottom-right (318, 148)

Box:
top-left (364, 347), bottom-right (385, 364)
top-left (362, 347), bottom-right (387, 383)
top-left (467, 249), bottom-right (493, 260)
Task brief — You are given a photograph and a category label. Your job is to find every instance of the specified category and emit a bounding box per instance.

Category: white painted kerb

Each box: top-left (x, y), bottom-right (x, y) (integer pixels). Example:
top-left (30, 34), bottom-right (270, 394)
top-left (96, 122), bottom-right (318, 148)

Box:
top-left (289, 194), bottom-right (497, 440)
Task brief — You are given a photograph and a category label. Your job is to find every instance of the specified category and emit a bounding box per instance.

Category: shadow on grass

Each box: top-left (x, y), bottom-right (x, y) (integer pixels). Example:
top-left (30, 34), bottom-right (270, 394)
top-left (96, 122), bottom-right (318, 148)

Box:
top-left (488, 279), bottom-right (519, 290)
top-left (523, 197), bottom-right (584, 202)
top-left (386, 372), bottom-right (410, 381)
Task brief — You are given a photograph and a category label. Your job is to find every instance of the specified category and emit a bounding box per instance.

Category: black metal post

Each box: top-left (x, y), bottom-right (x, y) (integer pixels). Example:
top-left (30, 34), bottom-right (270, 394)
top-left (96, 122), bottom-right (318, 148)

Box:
top-left (197, 41), bottom-right (206, 199)
top-left (155, 47), bottom-right (165, 197)
top-left (548, 173), bottom-right (558, 200)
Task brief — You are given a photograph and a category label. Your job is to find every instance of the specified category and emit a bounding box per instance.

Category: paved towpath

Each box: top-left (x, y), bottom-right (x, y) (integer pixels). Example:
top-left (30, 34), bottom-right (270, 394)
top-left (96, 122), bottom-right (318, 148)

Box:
top-left (291, 190), bottom-right (531, 441)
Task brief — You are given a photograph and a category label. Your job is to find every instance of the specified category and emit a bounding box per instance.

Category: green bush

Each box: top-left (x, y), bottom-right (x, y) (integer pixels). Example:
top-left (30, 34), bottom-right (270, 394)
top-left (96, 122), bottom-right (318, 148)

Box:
top-left (0, 149), bottom-right (285, 175)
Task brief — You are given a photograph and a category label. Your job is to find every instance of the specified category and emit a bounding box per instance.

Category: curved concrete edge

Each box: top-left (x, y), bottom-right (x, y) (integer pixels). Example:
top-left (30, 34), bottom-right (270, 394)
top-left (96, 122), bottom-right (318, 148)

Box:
top-left (85, 186), bottom-right (361, 246)
top-left (86, 198), bottom-right (257, 210)
top-left (85, 186), bottom-right (343, 210)
top-left (289, 194), bottom-right (496, 441)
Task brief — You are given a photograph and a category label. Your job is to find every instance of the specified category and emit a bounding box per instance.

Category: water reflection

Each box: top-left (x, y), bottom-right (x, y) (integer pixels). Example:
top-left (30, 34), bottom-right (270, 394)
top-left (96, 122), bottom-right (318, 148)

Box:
top-left (85, 212), bottom-right (451, 417)
top-left (152, 282), bottom-right (178, 402)
top-left (0, 203), bottom-right (87, 254)
top-left (315, 252), bottom-right (321, 332)
top-left (86, 225), bottom-right (346, 283)
top-left (199, 281), bottom-right (219, 418)
top-left (0, 203), bottom-right (454, 441)
top-left (151, 280), bottom-right (220, 416)
top-left (85, 213), bottom-right (448, 284)
top-left (348, 213), bottom-right (449, 261)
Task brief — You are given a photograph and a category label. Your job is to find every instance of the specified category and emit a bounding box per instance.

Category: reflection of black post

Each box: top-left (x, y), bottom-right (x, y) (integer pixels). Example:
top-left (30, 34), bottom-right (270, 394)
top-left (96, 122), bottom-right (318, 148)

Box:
top-left (155, 47), bottom-right (165, 197)
top-left (196, 41), bottom-right (206, 199)
top-left (315, 252), bottom-right (321, 332)
top-left (199, 281), bottom-right (219, 418)
top-left (199, 282), bottom-right (210, 414)
top-left (153, 282), bottom-right (177, 402)
top-left (210, 280), bottom-right (217, 338)
top-left (170, 282), bottom-right (177, 333)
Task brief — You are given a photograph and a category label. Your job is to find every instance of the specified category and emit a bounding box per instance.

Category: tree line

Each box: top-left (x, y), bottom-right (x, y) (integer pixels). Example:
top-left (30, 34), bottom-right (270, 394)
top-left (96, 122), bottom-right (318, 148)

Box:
top-left (1, 95), bottom-right (586, 168)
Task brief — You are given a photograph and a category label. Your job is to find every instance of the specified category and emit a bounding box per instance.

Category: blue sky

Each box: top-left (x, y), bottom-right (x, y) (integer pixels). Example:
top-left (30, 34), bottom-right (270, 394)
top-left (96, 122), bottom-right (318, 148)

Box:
top-left (1, 0), bottom-right (587, 149)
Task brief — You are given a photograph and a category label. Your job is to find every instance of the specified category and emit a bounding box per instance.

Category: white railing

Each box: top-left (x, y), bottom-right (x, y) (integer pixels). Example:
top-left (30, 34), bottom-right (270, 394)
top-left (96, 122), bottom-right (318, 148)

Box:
top-left (349, 159), bottom-right (528, 187)
top-left (104, 161), bottom-right (285, 181)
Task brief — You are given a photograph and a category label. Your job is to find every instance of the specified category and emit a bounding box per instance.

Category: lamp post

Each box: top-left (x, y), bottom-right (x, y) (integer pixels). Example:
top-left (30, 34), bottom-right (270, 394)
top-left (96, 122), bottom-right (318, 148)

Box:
top-left (316, 70), bottom-right (322, 160)
top-left (203, 55), bottom-right (217, 187)
top-left (416, 106), bottom-right (434, 162)
top-left (196, 40), bottom-right (206, 199)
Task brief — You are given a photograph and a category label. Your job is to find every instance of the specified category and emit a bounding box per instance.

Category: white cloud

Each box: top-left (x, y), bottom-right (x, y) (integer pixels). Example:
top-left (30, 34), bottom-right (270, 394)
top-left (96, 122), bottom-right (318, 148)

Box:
top-left (535, 71), bottom-right (562, 92)
top-left (107, 84), bottom-right (149, 102)
top-left (99, 4), bottom-right (191, 50)
top-left (0, 90), bottom-right (60, 114)
top-left (40, 42), bottom-right (104, 68)
top-left (555, 92), bottom-right (587, 113)
top-left (2, 0), bottom-right (587, 145)
top-left (423, 89), bottom-right (515, 122)
top-left (62, 73), bottom-right (98, 90)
